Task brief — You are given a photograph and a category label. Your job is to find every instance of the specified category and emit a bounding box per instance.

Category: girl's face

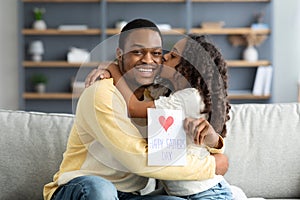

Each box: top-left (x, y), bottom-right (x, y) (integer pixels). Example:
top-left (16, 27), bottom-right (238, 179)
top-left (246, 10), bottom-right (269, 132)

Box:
top-left (161, 38), bottom-right (189, 91)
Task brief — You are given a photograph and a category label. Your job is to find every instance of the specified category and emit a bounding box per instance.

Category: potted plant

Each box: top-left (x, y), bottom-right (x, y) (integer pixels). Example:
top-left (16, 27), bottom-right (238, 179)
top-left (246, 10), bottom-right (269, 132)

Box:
top-left (32, 7), bottom-right (47, 30)
top-left (31, 73), bottom-right (48, 93)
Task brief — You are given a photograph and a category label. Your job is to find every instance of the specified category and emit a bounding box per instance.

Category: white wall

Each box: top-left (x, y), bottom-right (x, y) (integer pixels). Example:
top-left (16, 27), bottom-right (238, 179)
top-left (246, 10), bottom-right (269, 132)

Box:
top-left (0, 0), bottom-right (19, 109)
top-left (272, 0), bottom-right (300, 102)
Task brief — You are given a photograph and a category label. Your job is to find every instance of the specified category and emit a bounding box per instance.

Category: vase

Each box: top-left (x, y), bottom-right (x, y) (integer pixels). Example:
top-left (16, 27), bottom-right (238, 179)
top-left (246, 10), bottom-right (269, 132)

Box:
top-left (35, 83), bottom-right (46, 93)
top-left (243, 45), bottom-right (258, 62)
top-left (32, 54), bottom-right (42, 62)
top-left (33, 20), bottom-right (47, 30)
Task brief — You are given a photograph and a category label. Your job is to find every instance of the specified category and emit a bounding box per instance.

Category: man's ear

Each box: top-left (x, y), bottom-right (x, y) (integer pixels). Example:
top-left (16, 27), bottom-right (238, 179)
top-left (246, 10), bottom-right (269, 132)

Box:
top-left (116, 48), bottom-right (123, 60)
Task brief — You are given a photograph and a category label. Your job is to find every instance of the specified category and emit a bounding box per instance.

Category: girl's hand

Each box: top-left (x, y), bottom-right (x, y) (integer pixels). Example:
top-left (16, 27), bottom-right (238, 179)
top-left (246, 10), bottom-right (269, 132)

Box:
top-left (85, 62), bottom-right (115, 88)
top-left (184, 117), bottom-right (220, 147)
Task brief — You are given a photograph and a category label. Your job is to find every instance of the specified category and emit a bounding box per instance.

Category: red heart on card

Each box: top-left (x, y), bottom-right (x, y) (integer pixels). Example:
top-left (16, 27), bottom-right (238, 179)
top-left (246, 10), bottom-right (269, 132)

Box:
top-left (159, 116), bottom-right (174, 132)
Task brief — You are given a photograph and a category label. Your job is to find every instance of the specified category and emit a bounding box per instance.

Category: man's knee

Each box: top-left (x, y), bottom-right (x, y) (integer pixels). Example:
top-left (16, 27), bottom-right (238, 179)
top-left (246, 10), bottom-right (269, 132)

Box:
top-left (79, 176), bottom-right (118, 199)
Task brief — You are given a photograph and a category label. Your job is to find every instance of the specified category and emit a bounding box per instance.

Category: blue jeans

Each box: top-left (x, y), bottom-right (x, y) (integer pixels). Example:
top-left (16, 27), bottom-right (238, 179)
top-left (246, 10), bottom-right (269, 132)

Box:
top-left (51, 176), bottom-right (118, 200)
top-left (179, 180), bottom-right (233, 200)
top-left (51, 175), bottom-right (184, 200)
top-left (118, 191), bottom-right (184, 200)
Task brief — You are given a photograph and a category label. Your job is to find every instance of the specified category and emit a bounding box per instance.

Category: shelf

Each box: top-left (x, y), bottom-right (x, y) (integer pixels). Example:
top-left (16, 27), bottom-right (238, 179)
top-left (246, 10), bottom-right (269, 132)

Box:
top-left (23, 92), bottom-right (80, 99)
top-left (22, 28), bottom-right (270, 36)
top-left (23, 0), bottom-right (270, 2)
top-left (23, 61), bottom-right (99, 68)
top-left (23, 60), bottom-right (270, 68)
top-left (22, 29), bottom-right (101, 35)
top-left (228, 93), bottom-right (270, 100)
top-left (228, 90), bottom-right (270, 100)
top-left (107, 0), bottom-right (185, 2)
top-left (23, 92), bottom-right (270, 100)
top-left (190, 28), bottom-right (270, 35)
top-left (192, 0), bottom-right (270, 2)
top-left (106, 28), bottom-right (270, 35)
top-left (226, 60), bottom-right (271, 67)
top-left (106, 28), bottom-right (186, 35)
top-left (23, 0), bottom-right (100, 2)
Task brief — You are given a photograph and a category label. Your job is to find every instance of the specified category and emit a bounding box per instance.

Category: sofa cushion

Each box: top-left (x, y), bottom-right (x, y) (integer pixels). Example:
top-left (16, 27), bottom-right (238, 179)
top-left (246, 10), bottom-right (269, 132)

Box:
top-left (224, 103), bottom-right (300, 199)
top-left (0, 109), bottom-right (74, 200)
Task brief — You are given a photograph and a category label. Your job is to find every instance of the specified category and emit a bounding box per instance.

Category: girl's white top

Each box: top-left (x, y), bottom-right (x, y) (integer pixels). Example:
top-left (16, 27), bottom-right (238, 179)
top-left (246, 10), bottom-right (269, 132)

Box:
top-left (154, 88), bottom-right (224, 196)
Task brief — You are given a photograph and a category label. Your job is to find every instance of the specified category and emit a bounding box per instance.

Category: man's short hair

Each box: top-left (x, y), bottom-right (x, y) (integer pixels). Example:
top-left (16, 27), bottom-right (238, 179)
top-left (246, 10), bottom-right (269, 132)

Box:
top-left (118, 18), bottom-right (163, 50)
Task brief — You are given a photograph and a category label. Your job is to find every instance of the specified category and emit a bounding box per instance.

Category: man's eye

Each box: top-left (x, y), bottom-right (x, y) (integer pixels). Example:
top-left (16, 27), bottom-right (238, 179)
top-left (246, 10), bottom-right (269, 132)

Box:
top-left (153, 51), bottom-right (162, 56)
top-left (132, 50), bottom-right (143, 55)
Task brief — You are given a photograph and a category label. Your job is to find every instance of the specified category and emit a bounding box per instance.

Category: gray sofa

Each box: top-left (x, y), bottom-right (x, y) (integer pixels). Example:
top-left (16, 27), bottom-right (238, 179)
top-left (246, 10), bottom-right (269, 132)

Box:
top-left (0, 103), bottom-right (299, 200)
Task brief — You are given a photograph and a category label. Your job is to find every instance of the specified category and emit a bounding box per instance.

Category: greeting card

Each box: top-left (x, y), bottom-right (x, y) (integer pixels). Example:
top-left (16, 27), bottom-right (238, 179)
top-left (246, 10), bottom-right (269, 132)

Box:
top-left (147, 108), bottom-right (186, 166)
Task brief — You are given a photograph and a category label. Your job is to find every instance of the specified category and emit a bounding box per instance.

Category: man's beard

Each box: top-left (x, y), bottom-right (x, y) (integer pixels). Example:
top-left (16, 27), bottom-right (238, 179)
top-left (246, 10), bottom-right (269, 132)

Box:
top-left (119, 56), bottom-right (157, 88)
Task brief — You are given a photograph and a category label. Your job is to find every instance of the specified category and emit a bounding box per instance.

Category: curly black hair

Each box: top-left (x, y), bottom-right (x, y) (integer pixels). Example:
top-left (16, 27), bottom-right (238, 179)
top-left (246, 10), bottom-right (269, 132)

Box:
top-left (177, 34), bottom-right (231, 138)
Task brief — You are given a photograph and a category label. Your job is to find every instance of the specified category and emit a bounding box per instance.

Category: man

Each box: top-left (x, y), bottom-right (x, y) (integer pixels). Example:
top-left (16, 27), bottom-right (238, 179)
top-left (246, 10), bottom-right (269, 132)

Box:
top-left (44, 18), bottom-right (228, 200)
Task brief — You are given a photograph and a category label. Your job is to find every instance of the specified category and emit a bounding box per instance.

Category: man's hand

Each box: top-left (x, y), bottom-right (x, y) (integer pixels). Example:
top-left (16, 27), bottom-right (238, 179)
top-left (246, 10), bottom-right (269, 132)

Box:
top-left (184, 117), bottom-right (220, 147)
top-left (212, 153), bottom-right (229, 175)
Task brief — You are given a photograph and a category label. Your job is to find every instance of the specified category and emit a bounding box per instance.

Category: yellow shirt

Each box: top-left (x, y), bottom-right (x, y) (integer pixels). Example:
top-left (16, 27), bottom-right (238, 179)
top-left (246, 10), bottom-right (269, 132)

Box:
top-left (44, 79), bottom-right (219, 200)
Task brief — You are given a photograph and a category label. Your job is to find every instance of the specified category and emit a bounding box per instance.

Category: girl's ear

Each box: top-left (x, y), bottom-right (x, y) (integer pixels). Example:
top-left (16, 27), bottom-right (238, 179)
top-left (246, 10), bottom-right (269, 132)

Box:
top-left (197, 77), bottom-right (201, 85)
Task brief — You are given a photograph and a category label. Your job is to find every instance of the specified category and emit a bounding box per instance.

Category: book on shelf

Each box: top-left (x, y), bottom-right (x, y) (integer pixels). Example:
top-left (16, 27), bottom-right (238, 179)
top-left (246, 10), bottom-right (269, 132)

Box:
top-left (251, 23), bottom-right (269, 30)
top-left (252, 65), bottom-right (273, 96)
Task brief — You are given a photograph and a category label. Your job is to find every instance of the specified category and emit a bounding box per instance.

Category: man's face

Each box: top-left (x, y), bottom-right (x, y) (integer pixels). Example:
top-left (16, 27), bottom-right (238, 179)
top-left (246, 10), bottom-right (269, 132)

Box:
top-left (118, 29), bottom-right (163, 87)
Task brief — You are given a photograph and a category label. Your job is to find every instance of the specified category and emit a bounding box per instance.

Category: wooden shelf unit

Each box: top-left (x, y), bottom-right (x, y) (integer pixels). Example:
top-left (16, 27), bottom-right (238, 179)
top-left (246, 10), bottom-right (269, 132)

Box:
top-left (190, 28), bottom-right (270, 35)
top-left (22, 29), bottom-right (101, 35)
top-left (23, 92), bottom-right (80, 99)
top-left (23, 92), bottom-right (270, 100)
top-left (226, 60), bottom-right (271, 67)
top-left (228, 93), bottom-right (270, 100)
top-left (20, 0), bottom-right (272, 113)
top-left (107, 0), bottom-right (185, 2)
top-left (192, 0), bottom-right (270, 2)
top-left (23, 0), bottom-right (270, 3)
top-left (22, 28), bottom-right (269, 36)
top-left (23, 60), bottom-right (271, 68)
top-left (106, 28), bottom-right (186, 35)
top-left (23, 61), bottom-right (99, 68)
top-left (23, 0), bottom-right (100, 2)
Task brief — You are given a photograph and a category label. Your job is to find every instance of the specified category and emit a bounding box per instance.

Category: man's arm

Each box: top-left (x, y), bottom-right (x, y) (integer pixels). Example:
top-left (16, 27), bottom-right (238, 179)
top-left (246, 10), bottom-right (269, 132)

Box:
top-left (76, 79), bottom-right (217, 181)
top-left (212, 154), bottom-right (229, 176)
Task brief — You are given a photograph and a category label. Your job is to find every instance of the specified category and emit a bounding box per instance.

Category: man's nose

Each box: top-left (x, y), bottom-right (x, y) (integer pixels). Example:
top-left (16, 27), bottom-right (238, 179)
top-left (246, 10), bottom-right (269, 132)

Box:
top-left (141, 52), bottom-right (154, 64)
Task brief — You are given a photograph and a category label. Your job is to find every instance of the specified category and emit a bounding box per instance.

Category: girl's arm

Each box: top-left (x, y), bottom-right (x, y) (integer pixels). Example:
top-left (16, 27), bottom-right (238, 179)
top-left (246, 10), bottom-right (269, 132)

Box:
top-left (107, 63), bottom-right (155, 118)
top-left (85, 62), bottom-right (112, 88)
